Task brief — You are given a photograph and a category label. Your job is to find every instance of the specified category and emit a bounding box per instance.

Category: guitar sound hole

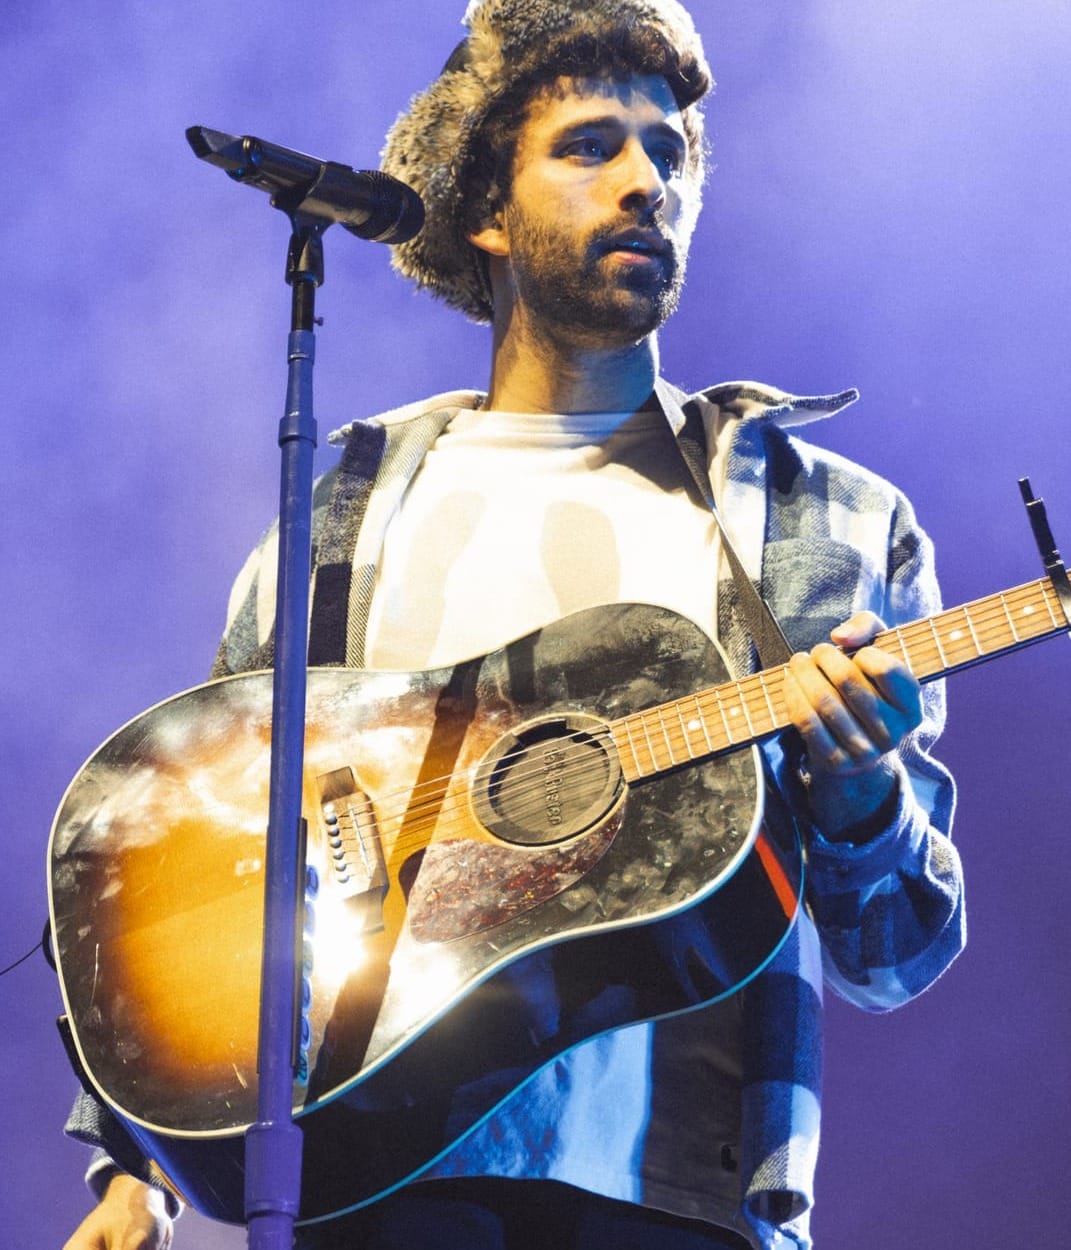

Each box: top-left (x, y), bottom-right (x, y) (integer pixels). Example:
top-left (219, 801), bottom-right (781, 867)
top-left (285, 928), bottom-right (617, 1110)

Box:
top-left (472, 713), bottom-right (623, 847)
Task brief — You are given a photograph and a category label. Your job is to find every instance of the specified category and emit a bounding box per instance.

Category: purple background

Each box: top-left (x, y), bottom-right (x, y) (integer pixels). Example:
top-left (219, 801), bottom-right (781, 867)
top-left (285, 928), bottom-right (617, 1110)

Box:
top-left (5, 3), bottom-right (1070, 1246)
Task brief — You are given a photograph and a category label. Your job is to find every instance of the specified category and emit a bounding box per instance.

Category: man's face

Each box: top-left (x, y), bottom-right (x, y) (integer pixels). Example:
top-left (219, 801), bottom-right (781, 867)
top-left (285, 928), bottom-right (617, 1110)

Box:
top-left (488, 74), bottom-right (702, 346)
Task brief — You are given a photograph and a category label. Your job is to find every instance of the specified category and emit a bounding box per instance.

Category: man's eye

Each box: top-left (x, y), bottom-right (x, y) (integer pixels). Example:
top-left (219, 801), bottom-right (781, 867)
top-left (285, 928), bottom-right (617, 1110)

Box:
top-left (651, 146), bottom-right (684, 175)
top-left (561, 137), bottom-right (608, 160)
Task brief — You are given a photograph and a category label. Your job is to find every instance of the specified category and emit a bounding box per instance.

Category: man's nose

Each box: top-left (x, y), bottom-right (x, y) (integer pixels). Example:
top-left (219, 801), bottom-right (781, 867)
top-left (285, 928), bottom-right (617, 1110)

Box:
top-left (616, 140), bottom-right (667, 212)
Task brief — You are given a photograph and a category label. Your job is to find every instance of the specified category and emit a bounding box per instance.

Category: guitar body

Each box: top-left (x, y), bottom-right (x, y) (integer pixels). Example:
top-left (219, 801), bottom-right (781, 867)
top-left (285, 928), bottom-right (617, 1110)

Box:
top-left (49, 603), bottom-right (801, 1225)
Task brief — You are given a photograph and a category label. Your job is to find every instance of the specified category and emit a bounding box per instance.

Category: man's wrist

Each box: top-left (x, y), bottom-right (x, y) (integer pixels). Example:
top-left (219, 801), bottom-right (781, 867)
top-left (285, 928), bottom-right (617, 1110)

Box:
top-left (100, 1167), bottom-right (182, 1221)
top-left (800, 755), bottom-right (902, 844)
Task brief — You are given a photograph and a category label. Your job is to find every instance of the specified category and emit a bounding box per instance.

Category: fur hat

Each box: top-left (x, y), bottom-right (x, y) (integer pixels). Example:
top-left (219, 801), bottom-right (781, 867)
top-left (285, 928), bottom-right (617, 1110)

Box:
top-left (381, 0), bottom-right (712, 322)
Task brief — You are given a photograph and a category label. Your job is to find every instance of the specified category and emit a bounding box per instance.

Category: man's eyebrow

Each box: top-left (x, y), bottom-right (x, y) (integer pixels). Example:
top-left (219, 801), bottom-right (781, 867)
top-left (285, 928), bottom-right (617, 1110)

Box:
top-left (547, 116), bottom-right (687, 147)
top-left (547, 115), bottom-right (621, 141)
top-left (647, 121), bottom-right (688, 150)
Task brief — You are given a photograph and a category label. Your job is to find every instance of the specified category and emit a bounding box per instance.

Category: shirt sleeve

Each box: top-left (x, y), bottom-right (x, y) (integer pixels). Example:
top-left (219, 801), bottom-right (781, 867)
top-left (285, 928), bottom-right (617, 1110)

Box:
top-left (801, 488), bottom-right (966, 1009)
top-left (64, 1088), bottom-right (184, 1217)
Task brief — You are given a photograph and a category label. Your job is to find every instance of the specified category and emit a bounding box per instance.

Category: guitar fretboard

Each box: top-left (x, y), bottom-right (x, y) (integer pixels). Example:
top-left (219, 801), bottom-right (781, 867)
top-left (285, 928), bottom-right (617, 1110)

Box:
top-left (610, 577), bottom-right (1067, 782)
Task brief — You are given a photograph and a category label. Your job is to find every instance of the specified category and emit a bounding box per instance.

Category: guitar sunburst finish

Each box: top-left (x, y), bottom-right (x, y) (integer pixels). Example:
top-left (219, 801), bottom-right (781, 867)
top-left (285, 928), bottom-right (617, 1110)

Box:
top-left (52, 604), bottom-right (800, 1222)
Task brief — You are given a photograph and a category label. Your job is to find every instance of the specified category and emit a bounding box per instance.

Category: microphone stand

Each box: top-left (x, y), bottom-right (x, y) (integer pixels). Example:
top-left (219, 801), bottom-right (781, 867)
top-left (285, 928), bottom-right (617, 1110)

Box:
top-left (185, 124), bottom-right (421, 1245)
top-left (243, 215), bottom-right (324, 1250)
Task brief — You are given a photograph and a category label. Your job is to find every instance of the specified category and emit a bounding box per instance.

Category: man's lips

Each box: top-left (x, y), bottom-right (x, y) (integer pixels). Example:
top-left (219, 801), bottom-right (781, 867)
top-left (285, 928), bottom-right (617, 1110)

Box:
top-left (597, 228), bottom-right (672, 261)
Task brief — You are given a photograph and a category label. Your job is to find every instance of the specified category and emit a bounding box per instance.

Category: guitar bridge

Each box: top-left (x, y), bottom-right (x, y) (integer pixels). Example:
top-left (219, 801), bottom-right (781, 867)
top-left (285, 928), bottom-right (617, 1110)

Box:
top-left (316, 767), bottom-right (388, 932)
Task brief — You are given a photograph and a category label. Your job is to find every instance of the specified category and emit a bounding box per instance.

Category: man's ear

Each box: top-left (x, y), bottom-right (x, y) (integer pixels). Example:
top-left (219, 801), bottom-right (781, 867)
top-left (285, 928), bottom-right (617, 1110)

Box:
top-left (468, 217), bottom-right (509, 259)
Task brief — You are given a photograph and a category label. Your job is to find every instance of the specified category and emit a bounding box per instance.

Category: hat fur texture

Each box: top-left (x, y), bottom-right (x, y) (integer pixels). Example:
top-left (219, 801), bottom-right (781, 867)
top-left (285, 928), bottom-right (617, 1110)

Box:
top-left (381, 0), bottom-right (712, 322)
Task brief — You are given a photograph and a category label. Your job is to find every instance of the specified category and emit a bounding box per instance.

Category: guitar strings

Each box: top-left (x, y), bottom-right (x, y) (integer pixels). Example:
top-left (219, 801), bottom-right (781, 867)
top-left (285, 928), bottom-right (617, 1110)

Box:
top-left (332, 585), bottom-right (1054, 860)
top-left (364, 583), bottom-right (1055, 848)
top-left (329, 698), bottom-right (738, 858)
top-left (322, 580), bottom-right (1057, 859)
top-left (331, 664), bottom-right (792, 850)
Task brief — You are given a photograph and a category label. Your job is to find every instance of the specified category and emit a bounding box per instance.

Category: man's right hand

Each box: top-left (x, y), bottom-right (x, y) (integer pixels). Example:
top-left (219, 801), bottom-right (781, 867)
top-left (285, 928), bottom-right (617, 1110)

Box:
top-left (63, 1173), bottom-right (174, 1250)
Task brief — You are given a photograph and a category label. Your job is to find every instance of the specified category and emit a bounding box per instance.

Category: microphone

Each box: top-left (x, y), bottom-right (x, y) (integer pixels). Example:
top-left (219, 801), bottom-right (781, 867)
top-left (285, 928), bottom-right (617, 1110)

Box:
top-left (186, 125), bottom-right (424, 244)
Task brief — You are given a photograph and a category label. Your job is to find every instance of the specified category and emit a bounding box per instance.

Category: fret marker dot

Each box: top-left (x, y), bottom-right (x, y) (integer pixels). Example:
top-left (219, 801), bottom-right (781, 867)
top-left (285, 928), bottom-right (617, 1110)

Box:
top-left (688, 719), bottom-right (701, 732)
top-left (949, 629), bottom-right (963, 642)
top-left (1023, 605), bottom-right (1035, 616)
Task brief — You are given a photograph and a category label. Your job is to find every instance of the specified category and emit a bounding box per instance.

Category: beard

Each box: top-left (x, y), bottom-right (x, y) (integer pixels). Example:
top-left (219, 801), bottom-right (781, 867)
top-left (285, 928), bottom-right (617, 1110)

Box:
top-left (502, 207), bottom-right (688, 345)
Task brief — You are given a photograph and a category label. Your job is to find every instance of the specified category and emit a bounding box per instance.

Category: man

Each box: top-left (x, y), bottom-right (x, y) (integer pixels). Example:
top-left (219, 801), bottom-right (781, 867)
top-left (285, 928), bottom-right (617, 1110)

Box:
top-left (63, 2), bottom-right (965, 1247)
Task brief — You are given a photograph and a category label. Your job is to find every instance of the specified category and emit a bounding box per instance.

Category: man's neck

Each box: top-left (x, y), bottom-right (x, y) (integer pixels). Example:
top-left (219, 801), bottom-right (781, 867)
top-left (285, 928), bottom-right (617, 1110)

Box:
top-left (482, 316), bottom-right (661, 415)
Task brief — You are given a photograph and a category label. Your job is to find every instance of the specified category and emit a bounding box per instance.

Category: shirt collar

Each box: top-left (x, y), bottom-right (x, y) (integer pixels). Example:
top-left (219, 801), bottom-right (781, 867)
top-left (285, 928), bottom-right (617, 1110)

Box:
top-left (328, 381), bottom-right (859, 445)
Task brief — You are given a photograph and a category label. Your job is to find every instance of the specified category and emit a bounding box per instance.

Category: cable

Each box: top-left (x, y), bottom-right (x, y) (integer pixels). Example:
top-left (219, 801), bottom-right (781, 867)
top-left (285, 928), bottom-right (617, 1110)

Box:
top-left (0, 920), bottom-right (52, 978)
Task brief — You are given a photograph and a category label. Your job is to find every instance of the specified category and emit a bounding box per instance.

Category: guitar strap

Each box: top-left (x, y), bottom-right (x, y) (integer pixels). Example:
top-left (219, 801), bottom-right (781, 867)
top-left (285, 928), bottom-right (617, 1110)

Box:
top-left (713, 505), bottom-right (794, 669)
top-left (655, 380), bottom-right (794, 670)
top-left (307, 419), bottom-right (387, 668)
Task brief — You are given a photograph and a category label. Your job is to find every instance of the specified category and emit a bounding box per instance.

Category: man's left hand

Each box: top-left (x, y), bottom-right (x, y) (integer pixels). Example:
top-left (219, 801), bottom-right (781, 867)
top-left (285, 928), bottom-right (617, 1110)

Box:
top-left (782, 610), bottom-right (924, 839)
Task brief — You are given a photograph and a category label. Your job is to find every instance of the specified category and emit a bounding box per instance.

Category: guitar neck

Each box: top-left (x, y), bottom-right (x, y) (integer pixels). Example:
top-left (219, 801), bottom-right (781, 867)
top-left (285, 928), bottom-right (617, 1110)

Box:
top-left (611, 577), bottom-right (1068, 782)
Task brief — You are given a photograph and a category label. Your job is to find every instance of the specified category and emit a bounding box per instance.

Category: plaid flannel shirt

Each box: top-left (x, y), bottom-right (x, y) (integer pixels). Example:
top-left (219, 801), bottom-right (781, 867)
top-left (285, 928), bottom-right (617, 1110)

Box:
top-left (68, 380), bottom-right (965, 1249)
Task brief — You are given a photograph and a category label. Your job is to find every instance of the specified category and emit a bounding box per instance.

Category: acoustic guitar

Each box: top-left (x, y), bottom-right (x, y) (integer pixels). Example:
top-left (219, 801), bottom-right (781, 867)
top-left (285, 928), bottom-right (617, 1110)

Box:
top-left (48, 581), bottom-right (1067, 1224)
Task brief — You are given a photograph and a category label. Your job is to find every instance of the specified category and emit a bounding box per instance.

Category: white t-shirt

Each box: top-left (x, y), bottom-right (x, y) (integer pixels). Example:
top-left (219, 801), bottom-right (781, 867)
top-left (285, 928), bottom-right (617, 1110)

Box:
top-left (364, 404), bottom-right (721, 668)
